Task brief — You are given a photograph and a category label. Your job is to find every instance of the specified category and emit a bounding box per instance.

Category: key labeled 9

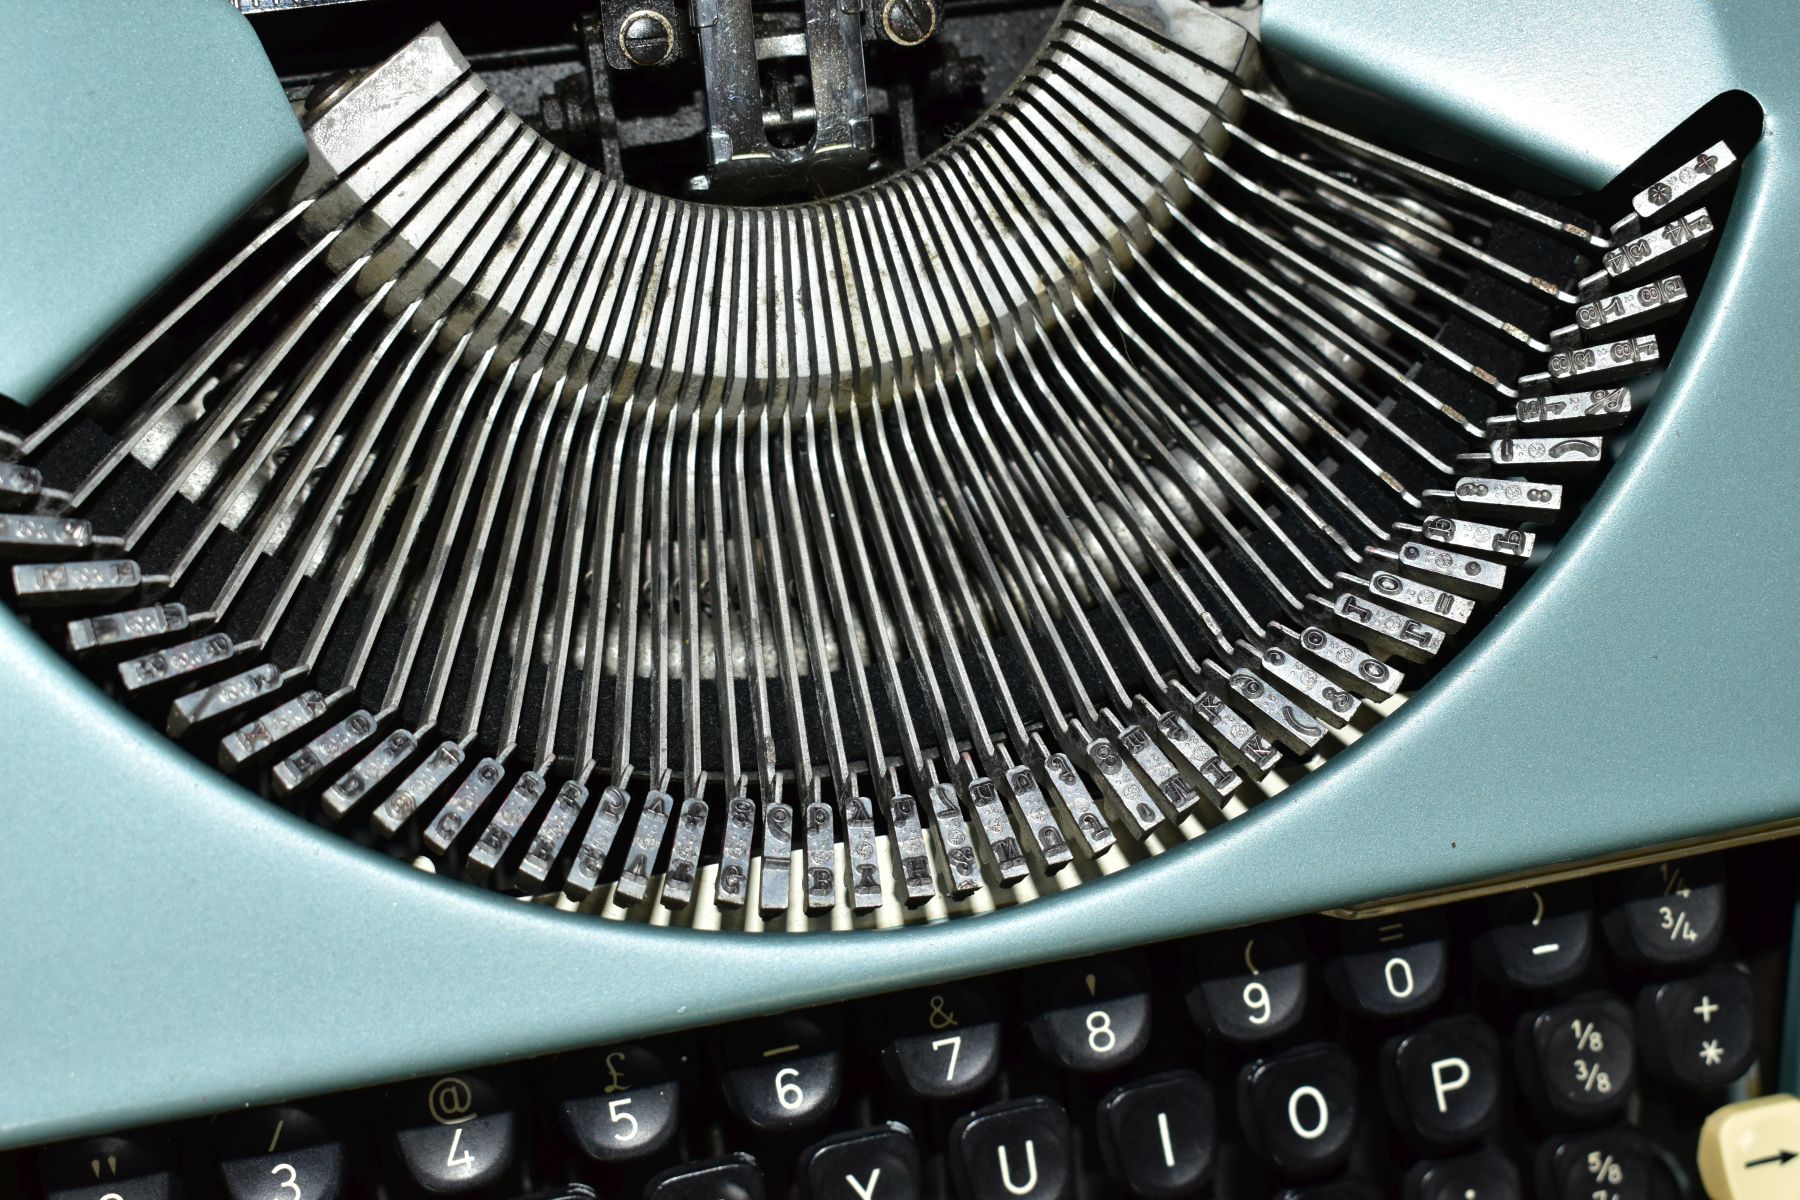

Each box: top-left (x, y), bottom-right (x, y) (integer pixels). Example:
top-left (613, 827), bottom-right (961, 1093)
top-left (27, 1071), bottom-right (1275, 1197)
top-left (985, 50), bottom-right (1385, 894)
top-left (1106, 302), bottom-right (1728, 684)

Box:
top-left (1184, 922), bottom-right (1309, 1044)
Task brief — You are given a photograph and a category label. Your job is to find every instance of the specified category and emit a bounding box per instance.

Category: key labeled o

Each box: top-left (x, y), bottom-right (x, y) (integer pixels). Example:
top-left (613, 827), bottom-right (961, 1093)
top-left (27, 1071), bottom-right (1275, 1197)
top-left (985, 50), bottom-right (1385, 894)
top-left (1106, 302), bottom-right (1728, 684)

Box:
top-left (1384, 955), bottom-right (1415, 999)
top-left (1287, 1084), bottom-right (1329, 1140)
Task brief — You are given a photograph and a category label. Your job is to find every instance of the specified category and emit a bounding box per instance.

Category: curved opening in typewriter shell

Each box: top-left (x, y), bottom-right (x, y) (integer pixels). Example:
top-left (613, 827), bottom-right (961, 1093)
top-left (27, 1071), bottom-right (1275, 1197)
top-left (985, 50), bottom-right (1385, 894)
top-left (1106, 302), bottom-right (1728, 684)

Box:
top-left (1, 0), bottom-right (1797, 1150)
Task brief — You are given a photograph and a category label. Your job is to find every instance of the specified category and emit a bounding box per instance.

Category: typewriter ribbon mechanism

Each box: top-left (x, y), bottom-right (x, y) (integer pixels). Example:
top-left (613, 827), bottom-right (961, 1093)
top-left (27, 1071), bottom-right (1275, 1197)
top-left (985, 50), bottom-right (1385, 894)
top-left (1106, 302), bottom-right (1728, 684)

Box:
top-left (0, 0), bottom-right (1747, 929)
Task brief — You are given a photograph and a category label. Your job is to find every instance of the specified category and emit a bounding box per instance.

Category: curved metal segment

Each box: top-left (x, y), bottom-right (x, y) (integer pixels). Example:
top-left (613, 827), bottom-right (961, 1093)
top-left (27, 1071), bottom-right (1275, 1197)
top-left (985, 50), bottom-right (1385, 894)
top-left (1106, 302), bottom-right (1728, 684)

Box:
top-left (2, 0), bottom-right (1799, 1151)
top-left (298, 13), bottom-right (1252, 404)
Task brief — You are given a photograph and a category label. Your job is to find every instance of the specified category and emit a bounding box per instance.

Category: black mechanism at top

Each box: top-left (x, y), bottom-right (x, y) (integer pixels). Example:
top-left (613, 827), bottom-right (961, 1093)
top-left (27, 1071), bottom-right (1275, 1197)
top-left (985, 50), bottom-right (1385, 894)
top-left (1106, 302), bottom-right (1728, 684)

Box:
top-left (252, 0), bottom-right (1056, 200)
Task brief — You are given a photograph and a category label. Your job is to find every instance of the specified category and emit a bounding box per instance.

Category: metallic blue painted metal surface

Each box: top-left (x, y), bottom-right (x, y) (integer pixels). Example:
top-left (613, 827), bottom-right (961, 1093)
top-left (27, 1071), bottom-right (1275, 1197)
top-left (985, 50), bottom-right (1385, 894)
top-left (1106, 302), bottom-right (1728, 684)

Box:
top-left (1262, 0), bottom-right (1737, 191)
top-left (0, 0), bottom-right (304, 405)
top-left (1, 0), bottom-right (1797, 1150)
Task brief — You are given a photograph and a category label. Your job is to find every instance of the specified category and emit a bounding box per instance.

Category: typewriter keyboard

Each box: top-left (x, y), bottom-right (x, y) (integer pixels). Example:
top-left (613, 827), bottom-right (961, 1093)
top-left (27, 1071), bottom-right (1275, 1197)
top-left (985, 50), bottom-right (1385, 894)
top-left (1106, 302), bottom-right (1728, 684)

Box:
top-left (7, 842), bottom-right (1795, 1200)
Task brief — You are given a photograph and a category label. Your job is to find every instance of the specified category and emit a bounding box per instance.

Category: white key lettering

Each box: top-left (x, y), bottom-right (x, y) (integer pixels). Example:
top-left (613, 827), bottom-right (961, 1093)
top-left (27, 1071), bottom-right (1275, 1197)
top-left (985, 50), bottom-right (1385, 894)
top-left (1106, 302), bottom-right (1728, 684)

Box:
top-left (998, 1140), bottom-right (1040, 1195)
top-left (1288, 1085), bottom-right (1329, 1139)
top-left (1384, 955), bottom-right (1416, 999)
top-left (1430, 1056), bottom-right (1471, 1114)
top-left (445, 1126), bottom-right (474, 1170)
top-left (932, 1035), bottom-right (962, 1082)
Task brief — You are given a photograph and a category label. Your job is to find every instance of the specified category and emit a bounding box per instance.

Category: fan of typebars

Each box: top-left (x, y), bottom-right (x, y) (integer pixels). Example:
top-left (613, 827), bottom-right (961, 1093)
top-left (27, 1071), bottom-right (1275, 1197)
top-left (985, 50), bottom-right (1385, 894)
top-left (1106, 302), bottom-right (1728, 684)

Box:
top-left (0, 0), bottom-right (1738, 926)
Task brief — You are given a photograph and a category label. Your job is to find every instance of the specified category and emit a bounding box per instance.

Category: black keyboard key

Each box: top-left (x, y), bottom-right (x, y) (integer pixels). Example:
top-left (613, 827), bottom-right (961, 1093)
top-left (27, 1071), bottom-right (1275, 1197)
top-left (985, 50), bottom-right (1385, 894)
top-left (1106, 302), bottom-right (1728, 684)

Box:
top-left (1096, 1070), bottom-right (1216, 1199)
top-left (215, 1105), bottom-right (345, 1200)
top-left (719, 1012), bottom-right (843, 1132)
top-left (878, 983), bottom-right (1002, 1100)
top-left (1237, 1043), bottom-right (1359, 1177)
top-left (949, 1096), bottom-right (1075, 1200)
top-left (1470, 883), bottom-right (1594, 990)
top-left (1183, 921), bottom-right (1308, 1044)
top-left (799, 1123), bottom-right (923, 1200)
top-left (1324, 910), bottom-right (1448, 1020)
top-left (1602, 858), bottom-right (1726, 969)
top-left (1516, 994), bottom-right (1636, 1124)
top-left (646, 1153), bottom-right (765, 1200)
top-left (1403, 1150), bottom-right (1522, 1200)
top-left (390, 1071), bottom-right (517, 1193)
top-left (554, 1042), bottom-right (682, 1161)
top-left (1025, 955), bottom-right (1152, 1073)
top-left (1272, 1181), bottom-right (1380, 1200)
top-left (1534, 1128), bottom-right (1675, 1200)
top-left (40, 1134), bottom-right (175, 1200)
top-left (1381, 1015), bottom-right (1502, 1148)
top-left (1636, 961), bottom-right (1756, 1088)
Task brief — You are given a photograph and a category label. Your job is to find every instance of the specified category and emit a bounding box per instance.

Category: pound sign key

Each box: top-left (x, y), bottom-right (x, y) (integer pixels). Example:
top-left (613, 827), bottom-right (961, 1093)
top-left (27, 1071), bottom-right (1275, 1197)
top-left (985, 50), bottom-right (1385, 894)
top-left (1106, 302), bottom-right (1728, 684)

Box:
top-left (602, 1051), bottom-right (630, 1095)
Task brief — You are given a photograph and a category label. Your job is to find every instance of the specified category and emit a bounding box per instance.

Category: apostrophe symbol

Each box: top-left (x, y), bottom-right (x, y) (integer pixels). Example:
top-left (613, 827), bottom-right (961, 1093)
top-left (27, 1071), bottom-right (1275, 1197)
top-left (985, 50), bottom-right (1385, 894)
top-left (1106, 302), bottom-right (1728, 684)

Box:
top-left (1084, 973), bottom-right (1097, 997)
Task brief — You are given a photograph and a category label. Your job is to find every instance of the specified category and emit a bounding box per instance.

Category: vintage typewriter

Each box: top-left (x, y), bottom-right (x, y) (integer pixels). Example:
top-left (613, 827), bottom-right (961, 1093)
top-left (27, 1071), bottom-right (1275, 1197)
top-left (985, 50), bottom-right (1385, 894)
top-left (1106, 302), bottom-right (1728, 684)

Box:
top-left (3, 0), bottom-right (1799, 1197)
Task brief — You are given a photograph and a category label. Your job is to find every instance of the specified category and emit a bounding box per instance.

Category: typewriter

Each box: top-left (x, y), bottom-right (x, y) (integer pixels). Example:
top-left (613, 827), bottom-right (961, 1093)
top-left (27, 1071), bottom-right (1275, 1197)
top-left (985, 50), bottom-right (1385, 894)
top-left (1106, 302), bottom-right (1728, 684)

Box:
top-left (3, 0), bottom-right (1798, 1196)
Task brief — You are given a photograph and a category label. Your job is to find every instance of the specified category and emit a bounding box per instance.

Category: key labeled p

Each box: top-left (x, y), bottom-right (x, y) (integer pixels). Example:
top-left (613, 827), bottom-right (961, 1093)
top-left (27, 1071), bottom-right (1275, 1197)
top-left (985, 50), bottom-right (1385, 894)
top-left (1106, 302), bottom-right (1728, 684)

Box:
top-left (1430, 1056), bottom-right (1471, 1113)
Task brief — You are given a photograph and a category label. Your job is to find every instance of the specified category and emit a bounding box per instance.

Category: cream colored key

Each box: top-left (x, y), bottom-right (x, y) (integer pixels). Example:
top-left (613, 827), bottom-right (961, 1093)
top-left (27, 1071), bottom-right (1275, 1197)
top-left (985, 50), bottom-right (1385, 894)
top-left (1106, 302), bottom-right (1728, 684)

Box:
top-left (1699, 1094), bottom-right (1800, 1199)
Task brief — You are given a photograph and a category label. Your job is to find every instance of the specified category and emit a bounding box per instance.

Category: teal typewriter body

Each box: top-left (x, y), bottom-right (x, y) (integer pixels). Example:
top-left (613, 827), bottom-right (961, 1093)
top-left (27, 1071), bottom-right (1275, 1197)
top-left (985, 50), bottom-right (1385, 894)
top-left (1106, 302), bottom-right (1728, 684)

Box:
top-left (3, 2), bottom-right (1799, 1195)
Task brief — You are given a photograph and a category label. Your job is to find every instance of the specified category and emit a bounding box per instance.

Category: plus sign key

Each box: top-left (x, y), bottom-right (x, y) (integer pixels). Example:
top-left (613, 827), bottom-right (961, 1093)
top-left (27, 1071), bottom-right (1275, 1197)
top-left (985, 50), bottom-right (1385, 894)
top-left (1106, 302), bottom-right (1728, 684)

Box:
top-left (1700, 1095), bottom-right (1800, 1200)
top-left (1636, 962), bottom-right (1755, 1089)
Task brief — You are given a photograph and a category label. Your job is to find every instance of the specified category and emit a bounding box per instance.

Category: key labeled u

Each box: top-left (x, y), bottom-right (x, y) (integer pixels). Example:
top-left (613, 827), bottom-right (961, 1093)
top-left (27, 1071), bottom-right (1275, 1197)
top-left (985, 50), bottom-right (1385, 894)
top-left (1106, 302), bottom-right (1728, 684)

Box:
top-left (997, 1138), bottom-right (1039, 1195)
